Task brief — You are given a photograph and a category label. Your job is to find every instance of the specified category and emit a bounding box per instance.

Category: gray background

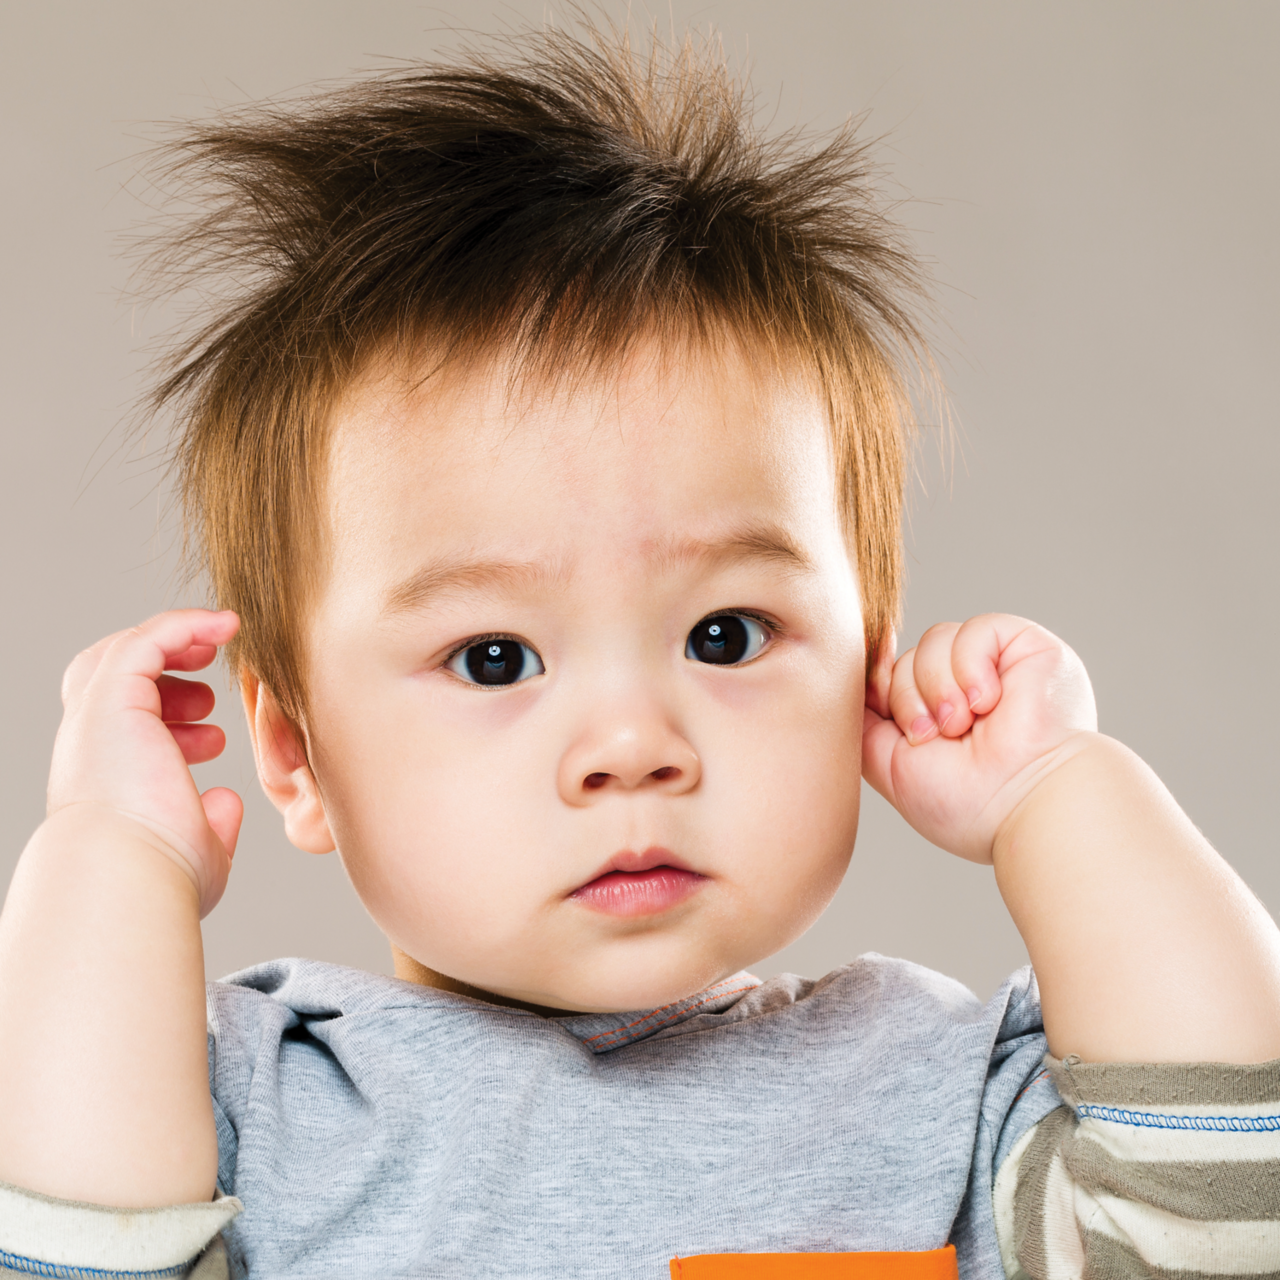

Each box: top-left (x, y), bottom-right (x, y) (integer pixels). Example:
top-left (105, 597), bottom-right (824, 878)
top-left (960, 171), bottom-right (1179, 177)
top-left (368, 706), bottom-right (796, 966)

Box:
top-left (2, 2), bottom-right (1276, 1000)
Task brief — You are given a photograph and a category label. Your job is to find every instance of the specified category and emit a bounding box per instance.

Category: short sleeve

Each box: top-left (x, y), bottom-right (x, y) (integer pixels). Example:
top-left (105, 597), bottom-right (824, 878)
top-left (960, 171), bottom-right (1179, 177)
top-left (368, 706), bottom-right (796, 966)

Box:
top-left (997, 1054), bottom-right (1280, 1278)
top-left (948, 967), bottom-right (1069, 1273)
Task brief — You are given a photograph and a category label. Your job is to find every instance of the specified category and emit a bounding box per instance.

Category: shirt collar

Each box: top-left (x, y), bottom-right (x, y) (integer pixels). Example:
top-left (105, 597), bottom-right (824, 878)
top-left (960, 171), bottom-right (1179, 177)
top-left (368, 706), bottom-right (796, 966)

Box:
top-left (555, 971), bottom-right (763, 1054)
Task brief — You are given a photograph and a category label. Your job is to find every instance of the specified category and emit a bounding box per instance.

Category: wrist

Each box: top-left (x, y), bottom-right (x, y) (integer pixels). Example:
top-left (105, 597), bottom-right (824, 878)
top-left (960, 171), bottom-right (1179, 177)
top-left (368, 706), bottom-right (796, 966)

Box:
top-left (989, 730), bottom-right (1109, 867)
top-left (32, 804), bottom-right (206, 915)
top-left (0, 810), bottom-right (216, 1207)
top-left (985, 732), bottom-right (1280, 1061)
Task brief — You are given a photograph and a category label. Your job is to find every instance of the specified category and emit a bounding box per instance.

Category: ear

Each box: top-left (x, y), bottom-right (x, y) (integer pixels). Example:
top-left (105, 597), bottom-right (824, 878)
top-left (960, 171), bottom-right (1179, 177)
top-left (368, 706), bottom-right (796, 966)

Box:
top-left (864, 628), bottom-right (897, 721)
top-left (239, 670), bottom-right (335, 855)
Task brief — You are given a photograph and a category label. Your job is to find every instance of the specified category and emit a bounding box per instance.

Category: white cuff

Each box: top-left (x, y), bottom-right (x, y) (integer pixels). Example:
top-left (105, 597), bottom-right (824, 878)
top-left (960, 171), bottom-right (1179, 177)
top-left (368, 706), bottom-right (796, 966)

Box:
top-left (0, 1179), bottom-right (241, 1276)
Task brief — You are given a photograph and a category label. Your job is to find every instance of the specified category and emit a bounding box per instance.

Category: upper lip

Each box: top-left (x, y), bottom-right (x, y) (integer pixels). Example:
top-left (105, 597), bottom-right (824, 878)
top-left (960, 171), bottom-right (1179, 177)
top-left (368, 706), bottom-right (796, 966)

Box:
top-left (570, 847), bottom-right (700, 894)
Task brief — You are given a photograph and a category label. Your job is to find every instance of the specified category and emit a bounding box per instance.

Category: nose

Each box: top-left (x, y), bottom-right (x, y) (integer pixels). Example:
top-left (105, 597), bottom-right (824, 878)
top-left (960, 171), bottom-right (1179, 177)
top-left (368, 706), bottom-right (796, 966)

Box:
top-left (557, 702), bottom-right (701, 805)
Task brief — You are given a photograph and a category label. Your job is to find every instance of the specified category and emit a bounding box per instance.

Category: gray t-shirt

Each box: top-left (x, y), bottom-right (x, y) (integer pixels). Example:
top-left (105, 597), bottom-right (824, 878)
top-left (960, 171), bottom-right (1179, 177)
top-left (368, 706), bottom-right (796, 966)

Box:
top-left (207, 953), bottom-right (1061, 1278)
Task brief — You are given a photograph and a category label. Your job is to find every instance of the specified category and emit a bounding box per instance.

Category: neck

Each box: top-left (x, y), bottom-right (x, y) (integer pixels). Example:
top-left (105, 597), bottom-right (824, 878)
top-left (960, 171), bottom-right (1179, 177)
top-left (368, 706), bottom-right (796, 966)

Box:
top-left (390, 945), bottom-right (584, 1016)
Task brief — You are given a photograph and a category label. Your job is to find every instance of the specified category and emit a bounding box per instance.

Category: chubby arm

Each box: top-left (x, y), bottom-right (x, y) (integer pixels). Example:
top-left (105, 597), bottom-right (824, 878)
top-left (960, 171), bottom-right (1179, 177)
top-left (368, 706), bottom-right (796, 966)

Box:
top-left (995, 735), bottom-right (1280, 1064)
top-left (0, 610), bottom-right (242, 1206)
top-left (862, 614), bottom-right (1280, 1064)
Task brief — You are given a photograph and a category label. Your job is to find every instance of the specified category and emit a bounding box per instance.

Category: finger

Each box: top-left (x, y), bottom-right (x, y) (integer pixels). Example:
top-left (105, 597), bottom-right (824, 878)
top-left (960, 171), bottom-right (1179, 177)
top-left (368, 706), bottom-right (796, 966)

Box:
top-left (61, 628), bottom-right (133, 708)
top-left (61, 613), bottom-right (236, 710)
top-left (167, 722), bottom-right (227, 765)
top-left (201, 787), bottom-right (243, 863)
top-left (886, 646), bottom-right (937, 745)
top-left (90, 611), bottom-right (239, 710)
top-left (949, 614), bottom-right (1031, 716)
top-left (156, 675), bottom-right (216, 723)
top-left (911, 622), bottom-right (974, 738)
top-left (164, 644), bottom-right (221, 673)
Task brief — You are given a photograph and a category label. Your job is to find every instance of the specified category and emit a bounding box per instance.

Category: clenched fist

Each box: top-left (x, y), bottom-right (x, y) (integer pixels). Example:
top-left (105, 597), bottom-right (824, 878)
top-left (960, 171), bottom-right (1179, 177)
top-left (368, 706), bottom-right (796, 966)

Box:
top-left (861, 614), bottom-right (1098, 863)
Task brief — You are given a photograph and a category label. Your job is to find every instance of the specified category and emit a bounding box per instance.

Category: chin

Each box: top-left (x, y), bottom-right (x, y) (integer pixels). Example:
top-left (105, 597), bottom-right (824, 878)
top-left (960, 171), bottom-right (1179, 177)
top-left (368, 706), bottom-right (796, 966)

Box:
top-left (528, 937), bottom-right (756, 1014)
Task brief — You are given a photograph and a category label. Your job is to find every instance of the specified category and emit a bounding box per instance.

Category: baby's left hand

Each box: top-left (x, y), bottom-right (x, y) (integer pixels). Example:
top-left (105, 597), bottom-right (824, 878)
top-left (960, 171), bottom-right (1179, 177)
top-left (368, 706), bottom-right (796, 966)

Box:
top-left (861, 614), bottom-right (1097, 863)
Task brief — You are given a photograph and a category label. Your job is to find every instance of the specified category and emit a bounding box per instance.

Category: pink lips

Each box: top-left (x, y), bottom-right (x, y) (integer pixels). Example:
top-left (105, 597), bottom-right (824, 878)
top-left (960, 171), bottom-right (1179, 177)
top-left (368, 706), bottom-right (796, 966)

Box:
top-left (569, 849), bottom-right (707, 917)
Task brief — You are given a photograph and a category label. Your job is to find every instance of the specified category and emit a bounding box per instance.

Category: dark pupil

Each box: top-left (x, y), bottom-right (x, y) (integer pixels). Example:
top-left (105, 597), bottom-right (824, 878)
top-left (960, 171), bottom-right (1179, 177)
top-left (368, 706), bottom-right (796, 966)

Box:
top-left (690, 615), bottom-right (749, 664)
top-left (465, 640), bottom-right (524, 685)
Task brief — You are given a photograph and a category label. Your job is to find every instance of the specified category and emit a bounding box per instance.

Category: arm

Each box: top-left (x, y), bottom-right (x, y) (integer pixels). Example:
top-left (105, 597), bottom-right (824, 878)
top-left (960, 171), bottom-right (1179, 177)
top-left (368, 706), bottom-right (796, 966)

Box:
top-left (0, 610), bottom-right (242, 1206)
top-left (862, 614), bottom-right (1280, 1064)
top-left (995, 734), bottom-right (1280, 1063)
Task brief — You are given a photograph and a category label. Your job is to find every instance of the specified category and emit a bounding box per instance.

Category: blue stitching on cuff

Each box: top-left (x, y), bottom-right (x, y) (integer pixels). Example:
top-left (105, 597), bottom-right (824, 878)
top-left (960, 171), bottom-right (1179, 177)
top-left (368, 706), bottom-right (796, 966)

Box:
top-left (1076, 1105), bottom-right (1280, 1131)
top-left (0, 1248), bottom-right (189, 1279)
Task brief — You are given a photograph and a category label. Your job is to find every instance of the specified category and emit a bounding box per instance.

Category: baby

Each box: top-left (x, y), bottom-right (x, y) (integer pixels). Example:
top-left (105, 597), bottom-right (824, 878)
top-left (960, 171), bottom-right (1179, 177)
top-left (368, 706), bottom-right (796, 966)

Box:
top-left (0, 23), bottom-right (1277, 1280)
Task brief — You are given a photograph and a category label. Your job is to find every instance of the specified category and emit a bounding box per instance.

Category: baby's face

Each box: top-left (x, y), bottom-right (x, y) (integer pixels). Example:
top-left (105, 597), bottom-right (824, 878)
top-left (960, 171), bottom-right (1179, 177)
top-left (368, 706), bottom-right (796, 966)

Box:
top-left (299, 340), bottom-right (865, 1012)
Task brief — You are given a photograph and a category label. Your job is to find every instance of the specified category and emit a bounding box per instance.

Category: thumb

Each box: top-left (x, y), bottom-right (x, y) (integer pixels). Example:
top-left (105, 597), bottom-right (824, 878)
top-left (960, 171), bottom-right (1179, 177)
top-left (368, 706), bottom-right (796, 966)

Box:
top-left (201, 786), bottom-right (244, 859)
top-left (198, 787), bottom-right (244, 918)
top-left (861, 704), bottom-right (902, 807)
top-left (199, 778), bottom-right (241, 860)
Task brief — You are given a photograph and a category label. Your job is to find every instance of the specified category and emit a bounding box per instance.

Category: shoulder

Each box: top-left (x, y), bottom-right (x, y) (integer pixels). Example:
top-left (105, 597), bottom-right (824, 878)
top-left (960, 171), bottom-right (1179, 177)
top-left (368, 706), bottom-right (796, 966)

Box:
top-left (826, 952), bottom-right (988, 1017)
top-left (206, 956), bottom-right (448, 1029)
top-left (206, 958), bottom-right (454, 1087)
top-left (663, 955), bottom-right (1044, 1073)
top-left (755, 953), bottom-right (1040, 1038)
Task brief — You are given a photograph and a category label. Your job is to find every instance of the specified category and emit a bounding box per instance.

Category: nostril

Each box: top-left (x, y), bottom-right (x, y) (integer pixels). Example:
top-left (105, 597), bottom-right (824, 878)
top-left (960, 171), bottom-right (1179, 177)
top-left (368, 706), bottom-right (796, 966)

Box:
top-left (584, 772), bottom-right (610, 790)
top-left (650, 767), bottom-right (680, 782)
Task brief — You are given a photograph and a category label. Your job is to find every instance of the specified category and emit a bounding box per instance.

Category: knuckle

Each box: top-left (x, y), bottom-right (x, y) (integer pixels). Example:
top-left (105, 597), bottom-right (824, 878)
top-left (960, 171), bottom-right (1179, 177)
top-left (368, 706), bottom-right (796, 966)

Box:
top-left (919, 621), bottom-right (957, 645)
top-left (60, 648), bottom-right (97, 705)
top-left (889, 682), bottom-right (923, 714)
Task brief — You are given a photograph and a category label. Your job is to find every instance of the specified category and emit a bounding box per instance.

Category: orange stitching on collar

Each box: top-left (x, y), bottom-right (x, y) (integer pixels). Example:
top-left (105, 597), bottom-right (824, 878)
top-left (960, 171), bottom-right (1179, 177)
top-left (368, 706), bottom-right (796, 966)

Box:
top-left (583, 981), bottom-right (757, 1046)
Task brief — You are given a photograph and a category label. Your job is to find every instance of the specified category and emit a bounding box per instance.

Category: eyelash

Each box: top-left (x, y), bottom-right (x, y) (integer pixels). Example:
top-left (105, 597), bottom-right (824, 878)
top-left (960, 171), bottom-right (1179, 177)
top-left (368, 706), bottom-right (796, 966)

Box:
top-left (708, 608), bottom-right (778, 636)
top-left (443, 632), bottom-right (520, 664)
top-left (442, 631), bottom-right (546, 690)
top-left (686, 609), bottom-right (779, 664)
top-left (442, 614), bottom-right (781, 652)
top-left (440, 611), bottom-right (782, 680)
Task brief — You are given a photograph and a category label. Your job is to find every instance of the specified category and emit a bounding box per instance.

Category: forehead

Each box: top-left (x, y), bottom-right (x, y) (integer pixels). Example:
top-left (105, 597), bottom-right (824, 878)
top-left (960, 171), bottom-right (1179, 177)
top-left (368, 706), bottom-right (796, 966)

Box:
top-left (322, 339), bottom-right (840, 591)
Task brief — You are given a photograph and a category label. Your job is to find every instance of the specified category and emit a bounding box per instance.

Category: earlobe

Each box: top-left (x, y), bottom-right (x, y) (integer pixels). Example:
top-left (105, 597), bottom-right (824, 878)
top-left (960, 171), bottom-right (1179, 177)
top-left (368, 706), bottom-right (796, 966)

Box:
top-left (239, 671), bottom-right (336, 855)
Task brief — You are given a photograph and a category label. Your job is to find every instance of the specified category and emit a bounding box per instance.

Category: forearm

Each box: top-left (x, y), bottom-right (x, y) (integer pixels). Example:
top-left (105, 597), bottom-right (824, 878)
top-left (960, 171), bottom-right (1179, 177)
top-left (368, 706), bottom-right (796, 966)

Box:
top-left (0, 806), bottom-right (217, 1206)
top-left (994, 733), bottom-right (1280, 1063)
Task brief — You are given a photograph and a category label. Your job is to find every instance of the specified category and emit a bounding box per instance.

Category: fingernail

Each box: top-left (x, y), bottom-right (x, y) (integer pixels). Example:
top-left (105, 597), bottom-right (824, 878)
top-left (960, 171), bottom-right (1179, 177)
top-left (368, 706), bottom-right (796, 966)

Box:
top-left (909, 715), bottom-right (935, 743)
top-left (967, 687), bottom-right (983, 712)
top-left (937, 701), bottom-right (955, 728)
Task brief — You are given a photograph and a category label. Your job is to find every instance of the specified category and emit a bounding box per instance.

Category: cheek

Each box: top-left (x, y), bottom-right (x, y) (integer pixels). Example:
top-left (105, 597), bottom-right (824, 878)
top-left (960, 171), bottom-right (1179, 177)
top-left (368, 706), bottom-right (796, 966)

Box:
top-left (308, 684), bottom-right (557, 929)
top-left (702, 655), bottom-right (864, 893)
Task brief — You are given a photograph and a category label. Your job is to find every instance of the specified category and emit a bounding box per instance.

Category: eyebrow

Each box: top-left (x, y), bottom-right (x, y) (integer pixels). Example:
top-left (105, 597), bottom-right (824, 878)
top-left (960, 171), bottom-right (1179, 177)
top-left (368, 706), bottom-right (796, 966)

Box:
top-left (383, 558), bottom-right (565, 617)
top-left (651, 523), bottom-right (813, 576)
top-left (381, 522), bottom-right (812, 617)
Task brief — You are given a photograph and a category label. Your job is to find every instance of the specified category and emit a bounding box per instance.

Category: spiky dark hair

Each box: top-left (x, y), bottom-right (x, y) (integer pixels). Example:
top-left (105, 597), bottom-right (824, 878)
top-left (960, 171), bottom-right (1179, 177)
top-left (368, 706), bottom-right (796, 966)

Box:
top-left (144, 18), bottom-right (929, 725)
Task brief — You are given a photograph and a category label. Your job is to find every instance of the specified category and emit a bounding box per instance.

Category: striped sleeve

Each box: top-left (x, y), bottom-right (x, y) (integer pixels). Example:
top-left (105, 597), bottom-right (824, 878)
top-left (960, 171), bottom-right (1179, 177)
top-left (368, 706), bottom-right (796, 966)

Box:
top-left (0, 1179), bottom-right (240, 1279)
top-left (993, 1055), bottom-right (1280, 1279)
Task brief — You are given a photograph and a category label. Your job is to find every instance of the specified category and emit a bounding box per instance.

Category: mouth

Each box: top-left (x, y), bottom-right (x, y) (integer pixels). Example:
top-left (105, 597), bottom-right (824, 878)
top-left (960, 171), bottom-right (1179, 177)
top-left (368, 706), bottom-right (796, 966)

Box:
top-left (568, 848), bottom-right (708, 918)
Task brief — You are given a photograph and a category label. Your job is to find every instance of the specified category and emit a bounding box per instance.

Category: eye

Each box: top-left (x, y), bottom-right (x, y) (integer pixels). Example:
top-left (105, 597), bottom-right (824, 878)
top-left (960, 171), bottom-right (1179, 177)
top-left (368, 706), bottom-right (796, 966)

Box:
top-left (685, 614), bottom-right (769, 666)
top-left (446, 637), bottom-right (545, 687)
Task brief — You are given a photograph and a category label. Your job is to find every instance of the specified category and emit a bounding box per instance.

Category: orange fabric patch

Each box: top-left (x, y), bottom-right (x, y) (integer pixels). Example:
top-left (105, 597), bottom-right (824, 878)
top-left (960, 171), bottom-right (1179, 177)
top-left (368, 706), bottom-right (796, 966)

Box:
top-left (669, 1245), bottom-right (958, 1279)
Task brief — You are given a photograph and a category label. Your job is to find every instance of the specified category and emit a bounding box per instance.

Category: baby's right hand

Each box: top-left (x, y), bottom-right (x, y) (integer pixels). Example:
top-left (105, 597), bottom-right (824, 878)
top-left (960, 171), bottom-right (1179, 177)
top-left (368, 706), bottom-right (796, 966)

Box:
top-left (45, 609), bottom-right (243, 916)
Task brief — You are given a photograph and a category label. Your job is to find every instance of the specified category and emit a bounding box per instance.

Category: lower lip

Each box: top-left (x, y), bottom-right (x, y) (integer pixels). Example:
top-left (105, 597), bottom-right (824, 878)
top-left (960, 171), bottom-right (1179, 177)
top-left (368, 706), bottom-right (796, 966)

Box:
top-left (569, 867), bottom-right (708, 917)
